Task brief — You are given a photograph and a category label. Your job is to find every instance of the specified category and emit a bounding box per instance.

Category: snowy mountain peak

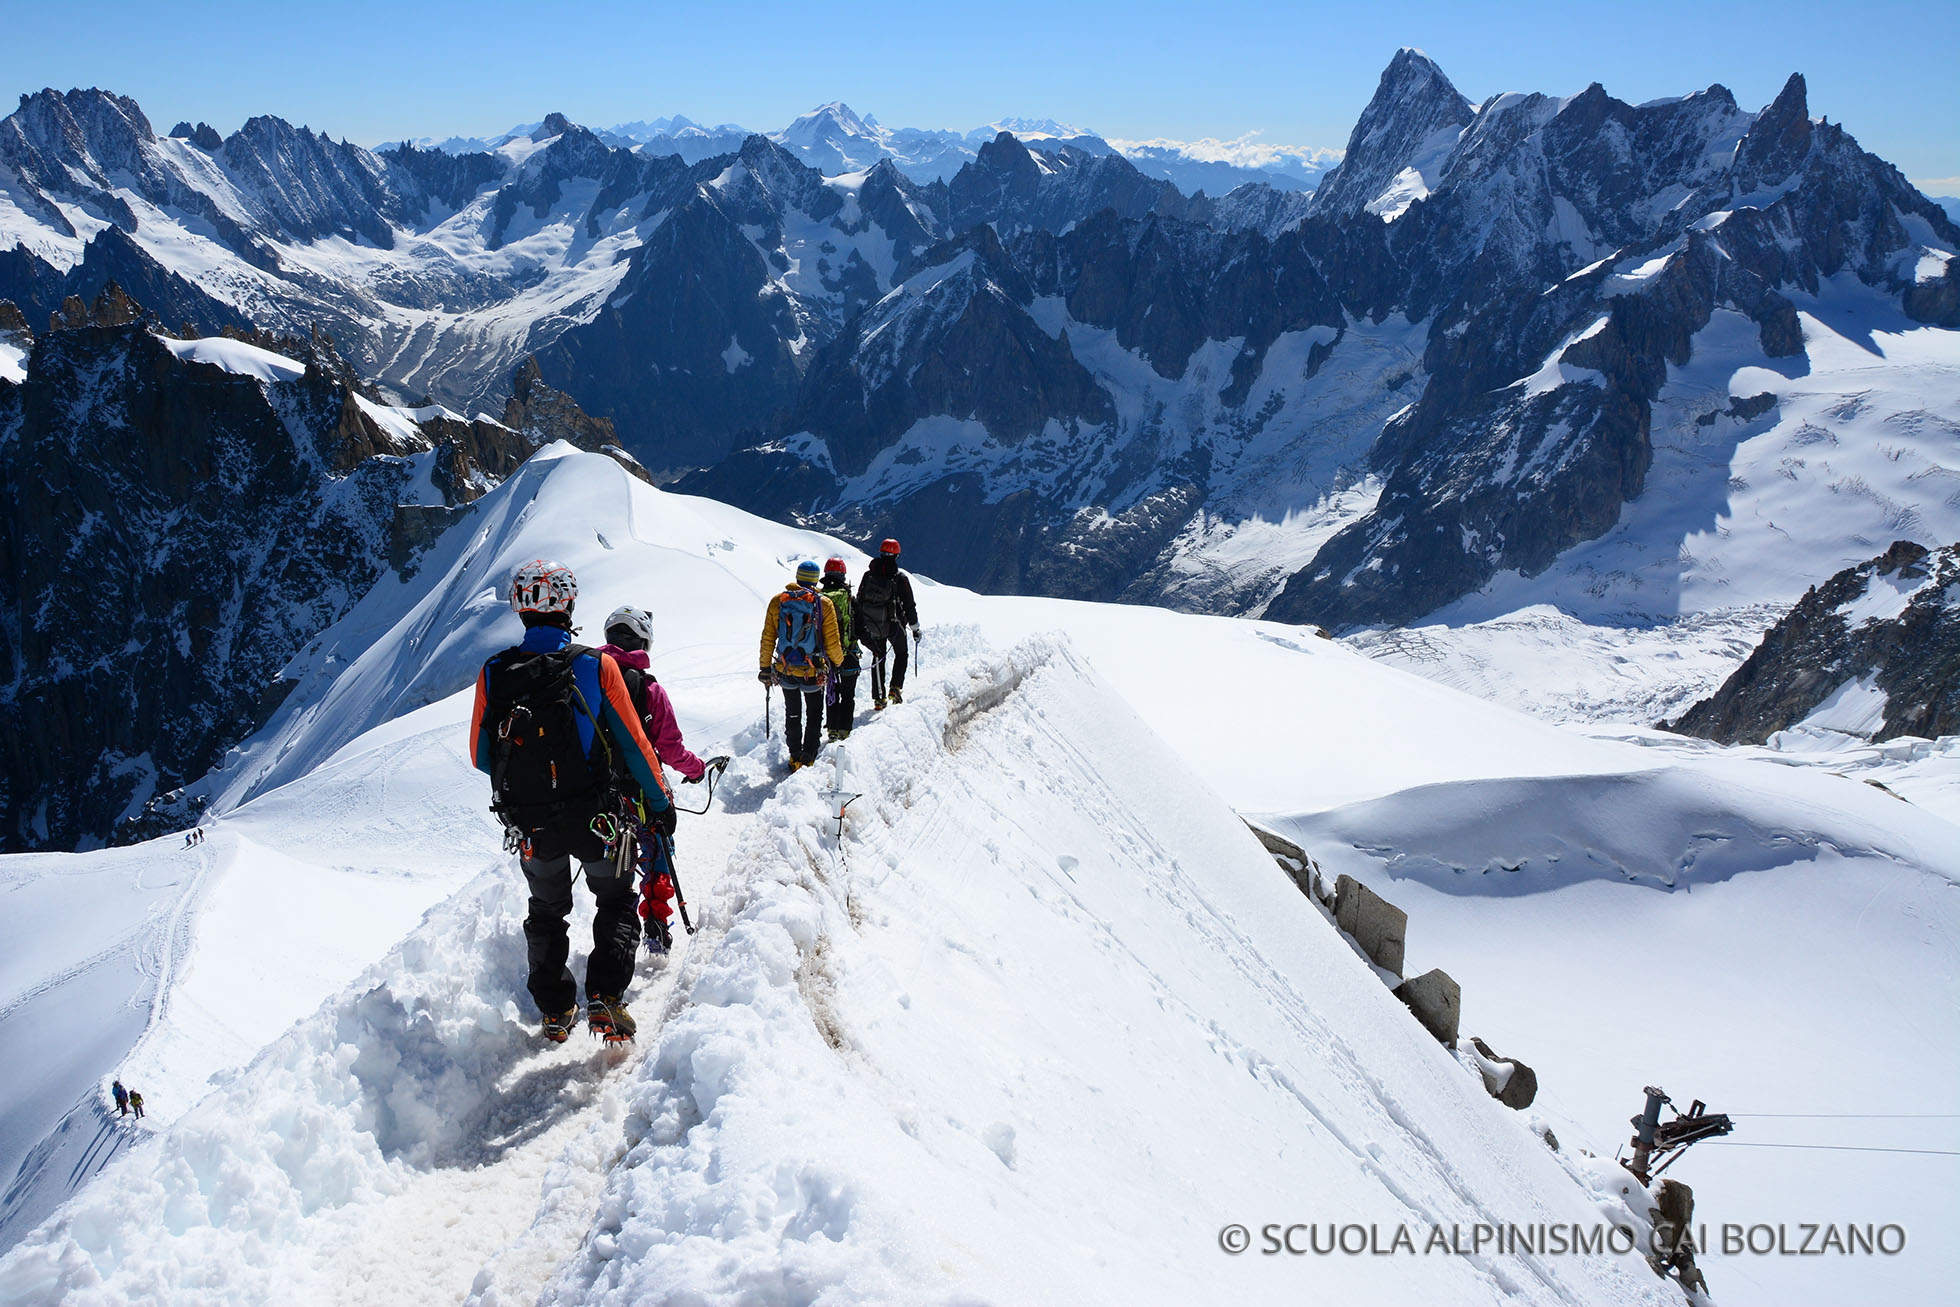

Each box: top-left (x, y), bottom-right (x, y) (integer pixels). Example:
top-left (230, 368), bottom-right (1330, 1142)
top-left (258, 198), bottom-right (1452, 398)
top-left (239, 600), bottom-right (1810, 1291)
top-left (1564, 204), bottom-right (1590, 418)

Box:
top-left (534, 111), bottom-right (577, 141)
top-left (784, 100), bottom-right (872, 139)
top-left (977, 115), bottom-right (1093, 142)
top-left (1309, 49), bottom-right (1473, 218)
top-left (4, 87), bottom-right (160, 196)
top-left (9, 85), bottom-right (153, 150)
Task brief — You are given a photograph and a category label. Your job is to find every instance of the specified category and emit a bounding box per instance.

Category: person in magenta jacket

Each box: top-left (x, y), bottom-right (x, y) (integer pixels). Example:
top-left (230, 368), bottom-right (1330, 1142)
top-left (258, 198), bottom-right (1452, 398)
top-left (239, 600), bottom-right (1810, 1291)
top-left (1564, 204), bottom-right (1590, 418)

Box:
top-left (600, 605), bottom-right (728, 950)
top-left (599, 606), bottom-right (707, 781)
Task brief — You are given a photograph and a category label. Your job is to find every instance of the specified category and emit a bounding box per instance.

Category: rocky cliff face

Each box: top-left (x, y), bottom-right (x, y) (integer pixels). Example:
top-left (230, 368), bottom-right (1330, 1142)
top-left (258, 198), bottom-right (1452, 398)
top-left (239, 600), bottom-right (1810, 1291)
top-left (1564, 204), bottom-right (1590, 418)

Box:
top-left (0, 286), bottom-right (600, 851)
top-left (944, 132), bottom-right (1186, 236)
top-left (1263, 68), bottom-right (1959, 628)
top-left (0, 225), bottom-right (248, 339)
top-left (1664, 542), bottom-right (1960, 744)
top-left (679, 57), bottom-right (1954, 612)
top-left (1306, 48), bottom-right (1472, 220)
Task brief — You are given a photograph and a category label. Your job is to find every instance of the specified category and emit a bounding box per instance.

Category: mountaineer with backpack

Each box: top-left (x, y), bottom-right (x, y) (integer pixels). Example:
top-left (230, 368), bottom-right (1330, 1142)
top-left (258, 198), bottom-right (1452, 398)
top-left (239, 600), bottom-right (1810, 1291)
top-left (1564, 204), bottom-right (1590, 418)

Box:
top-left (758, 560), bottom-right (846, 771)
top-left (856, 539), bottom-right (921, 709)
top-left (819, 558), bottom-right (861, 741)
top-left (471, 560), bottom-right (675, 1044)
top-left (598, 605), bottom-right (727, 951)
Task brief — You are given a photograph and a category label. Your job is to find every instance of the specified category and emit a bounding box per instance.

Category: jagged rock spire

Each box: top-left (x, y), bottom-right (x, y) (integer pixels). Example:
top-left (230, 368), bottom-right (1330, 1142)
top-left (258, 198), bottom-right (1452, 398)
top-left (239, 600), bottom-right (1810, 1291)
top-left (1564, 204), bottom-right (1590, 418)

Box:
top-left (1309, 49), bottom-right (1473, 217)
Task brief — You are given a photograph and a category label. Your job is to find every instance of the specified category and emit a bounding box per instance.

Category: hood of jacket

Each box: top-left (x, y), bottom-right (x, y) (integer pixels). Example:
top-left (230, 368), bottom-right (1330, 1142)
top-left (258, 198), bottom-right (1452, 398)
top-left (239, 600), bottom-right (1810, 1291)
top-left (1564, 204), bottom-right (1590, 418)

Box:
top-left (598, 642), bottom-right (651, 670)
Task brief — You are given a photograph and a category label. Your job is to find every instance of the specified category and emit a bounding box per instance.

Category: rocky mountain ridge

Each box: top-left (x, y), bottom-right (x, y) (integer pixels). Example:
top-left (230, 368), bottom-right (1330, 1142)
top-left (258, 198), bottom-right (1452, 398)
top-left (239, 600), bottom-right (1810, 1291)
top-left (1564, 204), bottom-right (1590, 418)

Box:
top-left (686, 57), bottom-right (1958, 615)
top-left (2, 55), bottom-right (1954, 633)
top-left (392, 100), bottom-right (1340, 194)
top-left (1665, 541), bottom-right (1960, 744)
top-left (0, 284), bottom-right (620, 852)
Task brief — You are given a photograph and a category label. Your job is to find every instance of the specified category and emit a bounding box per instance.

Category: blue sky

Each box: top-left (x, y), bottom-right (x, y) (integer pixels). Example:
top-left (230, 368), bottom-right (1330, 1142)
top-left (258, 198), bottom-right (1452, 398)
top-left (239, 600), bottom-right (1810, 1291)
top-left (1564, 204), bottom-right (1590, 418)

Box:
top-left (5, 0), bottom-right (1956, 189)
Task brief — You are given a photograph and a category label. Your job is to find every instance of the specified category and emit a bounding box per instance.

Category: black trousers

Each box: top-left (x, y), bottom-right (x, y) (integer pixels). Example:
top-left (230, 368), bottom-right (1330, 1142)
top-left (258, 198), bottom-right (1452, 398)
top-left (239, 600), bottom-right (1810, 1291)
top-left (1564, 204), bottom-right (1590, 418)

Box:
top-left (827, 657), bottom-right (859, 732)
top-left (521, 844), bottom-right (639, 1013)
top-left (782, 679), bottom-right (825, 764)
top-left (862, 627), bottom-right (908, 699)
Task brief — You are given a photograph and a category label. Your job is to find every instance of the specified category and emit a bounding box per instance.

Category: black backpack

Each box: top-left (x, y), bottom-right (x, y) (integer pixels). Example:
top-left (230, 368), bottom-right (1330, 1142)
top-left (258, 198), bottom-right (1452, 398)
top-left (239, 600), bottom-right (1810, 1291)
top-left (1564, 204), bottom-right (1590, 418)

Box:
top-left (856, 570), bottom-right (897, 639)
top-left (484, 645), bottom-right (613, 840)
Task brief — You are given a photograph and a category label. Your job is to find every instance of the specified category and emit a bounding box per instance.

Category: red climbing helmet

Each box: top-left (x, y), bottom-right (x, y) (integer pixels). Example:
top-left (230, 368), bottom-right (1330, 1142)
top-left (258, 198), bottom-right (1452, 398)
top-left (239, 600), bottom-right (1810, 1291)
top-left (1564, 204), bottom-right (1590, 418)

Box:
top-left (879, 538), bottom-right (901, 555)
top-left (824, 556), bottom-right (847, 575)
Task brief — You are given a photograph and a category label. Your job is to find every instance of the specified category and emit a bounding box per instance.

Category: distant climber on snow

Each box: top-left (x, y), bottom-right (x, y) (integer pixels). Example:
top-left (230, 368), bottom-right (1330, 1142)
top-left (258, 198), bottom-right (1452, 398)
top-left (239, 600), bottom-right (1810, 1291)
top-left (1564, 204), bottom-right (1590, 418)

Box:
top-left (759, 560), bottom-right (846, 772)
top-left (470, 560), bottom-right (676, 1044)
top-left (111, 1079), bottom-right (128, 1117)
top-left (128, 1089), bottom-right (144, 1119)
top-left (819, 557), bottom-right (861, 741)
top-left (857, 539), bottom-right (921, 710)
top-left (598, 604), bottom-right (726, 952)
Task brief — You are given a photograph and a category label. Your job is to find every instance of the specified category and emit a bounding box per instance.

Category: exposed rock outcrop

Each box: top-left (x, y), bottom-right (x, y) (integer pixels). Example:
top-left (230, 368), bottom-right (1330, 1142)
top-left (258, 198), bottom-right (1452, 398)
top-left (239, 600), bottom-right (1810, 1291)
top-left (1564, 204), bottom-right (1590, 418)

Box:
top-left (1393, 969), bottom-right (1461, 1045)
top-left (1333, 873), bottom-right (1408, 977)
top-left (1465, 1036), bottom-right (1539, 1110)
top-left (1664, 541), bottom-right (1960, 744)
top-left (0, 295), bottom-right (567, 851)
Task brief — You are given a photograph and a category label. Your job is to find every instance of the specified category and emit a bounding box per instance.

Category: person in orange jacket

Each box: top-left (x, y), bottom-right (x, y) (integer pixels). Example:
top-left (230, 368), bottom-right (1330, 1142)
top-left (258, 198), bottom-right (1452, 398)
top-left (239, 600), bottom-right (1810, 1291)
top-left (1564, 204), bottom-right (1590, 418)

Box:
top-left (758, 560), bottom-right (846, 771)
top-left (470, 559), bottom-right (675, 1044)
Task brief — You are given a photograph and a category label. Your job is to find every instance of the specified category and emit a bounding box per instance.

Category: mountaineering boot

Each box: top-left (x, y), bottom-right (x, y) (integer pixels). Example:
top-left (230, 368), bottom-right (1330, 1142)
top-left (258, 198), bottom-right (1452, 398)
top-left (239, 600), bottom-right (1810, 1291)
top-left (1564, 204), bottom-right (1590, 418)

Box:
top-left (787, 759), bottom-right (804, 773)
top-left (873, 697), bottom-right (887, 711)
top-left (890, 687), bottom-right (903, 704)
top-left (540, 1007), bottom-right (579, 1043)
top-left (646, 916), bottom-right (673, 954)
top-left (587, 995), bottom-right (636, 1043)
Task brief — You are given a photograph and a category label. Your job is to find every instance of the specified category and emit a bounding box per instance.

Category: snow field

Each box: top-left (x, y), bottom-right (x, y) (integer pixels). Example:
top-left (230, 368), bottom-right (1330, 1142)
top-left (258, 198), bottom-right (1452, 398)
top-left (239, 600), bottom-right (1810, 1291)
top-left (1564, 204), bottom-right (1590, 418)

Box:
top-left (1432, 281), bottom-right (1960, 630)
top-left (0, 712), bottom-right (491, 1249)
top-left (1267, 745), bottom-right (1960, 1307)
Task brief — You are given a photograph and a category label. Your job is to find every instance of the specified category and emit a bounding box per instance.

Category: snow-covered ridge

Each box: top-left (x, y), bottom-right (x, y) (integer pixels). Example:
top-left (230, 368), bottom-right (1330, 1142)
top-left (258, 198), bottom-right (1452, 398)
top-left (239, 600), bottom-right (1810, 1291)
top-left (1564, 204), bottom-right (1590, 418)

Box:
top-left (0, 627), bottom-right (1680, 1307)
top-left (160, 335), bottom-right (305, 382)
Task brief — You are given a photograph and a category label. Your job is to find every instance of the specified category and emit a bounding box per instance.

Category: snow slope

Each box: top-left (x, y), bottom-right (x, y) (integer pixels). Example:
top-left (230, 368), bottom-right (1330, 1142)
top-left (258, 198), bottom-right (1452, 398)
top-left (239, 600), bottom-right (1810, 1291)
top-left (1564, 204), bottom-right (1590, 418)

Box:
top-left (2, 450), bottom-right (1953, 1307)
top-left (1267, 741), bottom-right (1960, 1307)
top-left (1355, 277), bottom-right (1960, 725)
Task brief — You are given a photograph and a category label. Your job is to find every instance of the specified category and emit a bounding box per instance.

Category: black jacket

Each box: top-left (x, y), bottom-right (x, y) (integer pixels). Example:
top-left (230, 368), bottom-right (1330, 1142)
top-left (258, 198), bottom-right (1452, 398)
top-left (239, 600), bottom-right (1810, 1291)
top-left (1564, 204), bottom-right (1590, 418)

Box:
top-left (855, 556), bottom-right (918, 638)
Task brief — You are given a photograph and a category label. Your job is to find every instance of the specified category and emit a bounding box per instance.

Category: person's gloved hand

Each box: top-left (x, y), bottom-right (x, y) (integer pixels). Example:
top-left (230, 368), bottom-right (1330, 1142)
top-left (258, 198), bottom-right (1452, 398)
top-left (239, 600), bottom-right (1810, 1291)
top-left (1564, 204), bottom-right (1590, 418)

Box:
top-left (757, 667), bottom-right (775, 685)
top-left (682, 770), bottom-right (703, 784)
top-left (909, 624), bottom-right (922, 640)
top-left (652, 804), bottom-right (678, 836)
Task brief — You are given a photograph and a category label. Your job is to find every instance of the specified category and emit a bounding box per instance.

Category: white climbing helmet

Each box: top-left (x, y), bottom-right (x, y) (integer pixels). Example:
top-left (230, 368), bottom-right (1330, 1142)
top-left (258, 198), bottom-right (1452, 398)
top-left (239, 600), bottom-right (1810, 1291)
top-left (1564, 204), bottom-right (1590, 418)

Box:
top-left (508, 559), bottom-right (578, 615)
top-left (604, 605), bottom-right (655, 649)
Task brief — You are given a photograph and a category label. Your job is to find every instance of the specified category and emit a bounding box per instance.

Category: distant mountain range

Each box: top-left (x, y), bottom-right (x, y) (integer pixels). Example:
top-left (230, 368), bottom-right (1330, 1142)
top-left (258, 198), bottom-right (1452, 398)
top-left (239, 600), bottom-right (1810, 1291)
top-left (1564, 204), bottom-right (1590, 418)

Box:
top-left (384, 102), bottom-right (1340, 195)
top-left (2, 50), bottom-right (1956, 857)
